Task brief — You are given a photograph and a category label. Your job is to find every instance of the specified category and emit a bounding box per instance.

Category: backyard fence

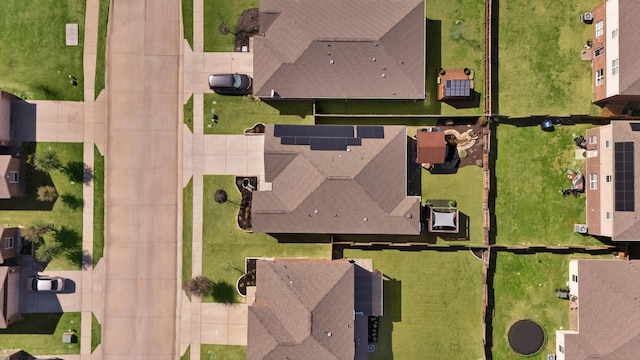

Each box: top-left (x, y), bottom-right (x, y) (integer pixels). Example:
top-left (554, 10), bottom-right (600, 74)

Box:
top-left (482, 124), bottom-right (491, 247)
top-left (484, 0), bottom-right (492, 116)
top-left (481, 249), bottom-right (493, 360)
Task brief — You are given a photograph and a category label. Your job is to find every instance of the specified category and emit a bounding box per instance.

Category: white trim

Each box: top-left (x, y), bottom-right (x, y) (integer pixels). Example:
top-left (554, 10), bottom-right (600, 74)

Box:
top-left (605, 211), bottom-right (613, 220)
top-left (605, 174), bottom-right (612, 183)
top-left (595, 19), bottom-right (604, 37)
top-left (596, 68), bottom-right (604, 86)
top-left (589, 173), bottom-right (598, 190)
top-left (8, 171), bottom-right (18, 183)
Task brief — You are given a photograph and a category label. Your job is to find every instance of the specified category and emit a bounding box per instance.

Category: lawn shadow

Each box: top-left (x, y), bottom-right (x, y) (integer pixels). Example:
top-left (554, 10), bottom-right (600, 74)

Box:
top-left (484, 249), bottom-right (496, 360)
top-left (62, 161), bottom-right (87, 184)
top-left (52, 226), bottom-right (83, 268)
top-left (0, 313), bottom-right (62, 334)
top-left (407, 136), bottom-right (421, 197)
top-left (334, 232), bottom-right (438, 245)
top-left (270, 233), bottom-right (333, 243)
top-left (426, 18), bottom-right (442, 114)
top-left (442, 90), bottom-right (481, 109)
top-left (488, 121), bottom-right (498, 244)
top-left (0, 160), bottom-right (55, 211)
top-left (10, 97), bottom-right (37, 143)
top-left (211, 281), bottom-right (239, 304)
top-left (370, 276), bottom-right (401, 360)
top-left (262, 99), bottom-right (313, 116)
top-left (491, 0), bottom-right (500, 115)
top-left (61, 194), bottom-right (84, 210)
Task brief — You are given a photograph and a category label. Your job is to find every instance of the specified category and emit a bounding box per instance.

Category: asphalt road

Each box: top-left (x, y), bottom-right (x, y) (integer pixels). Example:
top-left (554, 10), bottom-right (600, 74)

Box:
top-left (102, 0), bottom-right (181, 358)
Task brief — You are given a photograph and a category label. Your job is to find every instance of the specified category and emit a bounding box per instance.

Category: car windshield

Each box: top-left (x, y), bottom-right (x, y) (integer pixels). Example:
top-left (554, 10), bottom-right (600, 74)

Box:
top-left (31, 279), bottom-right (38, 291)
top-left (232, 74), bottom-right (242, 88)
top-left (50, 281), bottom-right (58, 290)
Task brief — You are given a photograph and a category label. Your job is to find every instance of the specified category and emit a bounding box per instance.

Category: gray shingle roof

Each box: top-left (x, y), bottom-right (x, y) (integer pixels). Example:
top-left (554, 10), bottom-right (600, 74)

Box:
top-left (618, 0), bottom-right (640, 96)
top-left (254, 0), bottom-right (425, 99)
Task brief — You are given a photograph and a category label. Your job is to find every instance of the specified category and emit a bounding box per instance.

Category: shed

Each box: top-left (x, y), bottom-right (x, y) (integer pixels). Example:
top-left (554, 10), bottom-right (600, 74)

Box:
top-left (416, 131), bottom-right (446, 164)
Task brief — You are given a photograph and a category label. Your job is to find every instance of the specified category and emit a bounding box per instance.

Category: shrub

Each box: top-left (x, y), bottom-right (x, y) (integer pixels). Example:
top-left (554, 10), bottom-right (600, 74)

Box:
top-left (185, 276), bottom-right (213, 297)
top-left (35, 240), bottom-right (62, 262)
top-left (448, 199), bottom-right (458, 208)
top-left (21, 222), bottom-right (54, 243)
top-left (458, 149), bottom-right (468, 159)
top-left (35, 150), bottom-right (61, 172)
top-left (37, 185), bottom-right (58, 202)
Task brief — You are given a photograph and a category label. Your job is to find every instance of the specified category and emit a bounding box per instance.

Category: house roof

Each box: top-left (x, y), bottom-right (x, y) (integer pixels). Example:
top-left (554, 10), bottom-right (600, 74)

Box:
top-left (248, 259), bottom-right (356, 360)
top-left (252, 125), bottom-right (421, 235)
top-left (563, 260), bottom-right (640, 359)
top-left (416, 131), bottom-right (446, 164)
top-left (0, 156), bottom-right (14, 199)
top-left (618, 0), bottom-right (640, 96)
top-left (253, 0), bottom-right (425, 99)
top-left (0, 91), bottom-right (12, 142)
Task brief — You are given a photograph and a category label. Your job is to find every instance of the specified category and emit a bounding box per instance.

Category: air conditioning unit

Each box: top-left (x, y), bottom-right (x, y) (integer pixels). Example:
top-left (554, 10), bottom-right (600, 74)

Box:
top-left (583, 12), bottom-right (594, 24)
top-left (574, 224), bottom-right (588, 234)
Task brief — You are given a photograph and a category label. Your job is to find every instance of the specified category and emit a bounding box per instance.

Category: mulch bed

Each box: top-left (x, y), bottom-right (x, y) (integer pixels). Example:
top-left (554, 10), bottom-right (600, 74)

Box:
top-left (236, 176), bottom-right (257, 230)
top-left (508, 319), bottom-right (545, 355)
top-left (439, 123), bottom-right (486, 168)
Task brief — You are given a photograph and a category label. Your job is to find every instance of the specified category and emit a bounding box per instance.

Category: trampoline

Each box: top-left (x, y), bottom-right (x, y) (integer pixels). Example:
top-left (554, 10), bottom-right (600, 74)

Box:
top-left (508, 319), bottom-right (546, 355)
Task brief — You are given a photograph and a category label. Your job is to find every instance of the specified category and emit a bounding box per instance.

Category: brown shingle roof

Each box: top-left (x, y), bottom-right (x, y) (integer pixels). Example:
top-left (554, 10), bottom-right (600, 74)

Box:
top-left (252, 125), bottom-right (421, 234)
top-left (564, 260), bottom-right (640, 359)
top-left (254, 0), bottom-right (425, 99)
top-left (416, 131), bottom-right (446, 164)
top-left (0, 155), bottom-right (21, 199)
top-left (248, 259), bottom-right (356, 360)
top-left (618, 0), bottom-right (640, 96)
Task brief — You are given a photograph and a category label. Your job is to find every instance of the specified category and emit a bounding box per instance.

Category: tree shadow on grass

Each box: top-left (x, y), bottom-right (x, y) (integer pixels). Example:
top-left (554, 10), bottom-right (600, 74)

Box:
top-left (61, 194), bottom-right (84, 210)
top-left (53, 226), bottom-right (83, 268)
top-left (0, 313), bottom-right (62, 334)
top-left (62, 161), bottom-right (88, 184)
top-left (211, 281), bottom-right (239, 304)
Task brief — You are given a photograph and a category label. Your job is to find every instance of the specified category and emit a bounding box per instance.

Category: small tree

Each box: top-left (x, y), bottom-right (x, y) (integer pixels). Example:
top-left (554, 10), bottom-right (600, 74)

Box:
top-left (21, 222), bottom-right (54, 243)
top-left (35, 240), bottom-right (62, 263)
top-left (185, 276), bottom-right (213, 297)
top-left (215, 190), bottom-right (228, 203)
top-left (35, 150), bottom-right (61, 172)
top-left (37, 185), bottom-right (58, 202)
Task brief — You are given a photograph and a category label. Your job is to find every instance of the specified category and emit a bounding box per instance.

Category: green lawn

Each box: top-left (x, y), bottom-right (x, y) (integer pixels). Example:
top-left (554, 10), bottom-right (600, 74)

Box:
top-left (201, 176), bottom-right (331, 302)
top-left (492, 252), bottom-right (610, 359)
top-left (94, 0), bottom-right (110, 100)
top-left (93, 146), bottom-right (105, 267)
top-left (498, 0), bottom-right (601, 116)
top-left (91, 313), bottom-right (101, 353)
top-left (0, 313), bottom-right (81, 354)
top-left (184, 95), bottom-right (194, 133)
top-left (0, 0), bottom-right (85, 101)
top-left (427, 0), bottom-right (485, 115)
top-left (182, 0), bottom-right (194, 49)
top-left (203, 0), bottom-right (258, 52)
top-left (200, 345), bottom-right (246, 360)
top-left (343, 249), bottom-right (484, 360)
top-left (181, 345), bottom-right (191, 360)
top-left (203, 94), bottom-right (313, 134)
top-left (422, 166), bottom-right (485, 245)
top-left (183, 178), bottom-right (193, 287)
top-left (0, 142), bottom-right (84, 269)
top-left (494, 124), bottom-right (607, 246)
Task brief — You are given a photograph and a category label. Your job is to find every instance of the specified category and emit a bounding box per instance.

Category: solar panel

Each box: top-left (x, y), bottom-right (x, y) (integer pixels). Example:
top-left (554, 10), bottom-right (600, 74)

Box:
top-left (630, 123), bottom-right (640, 131)
top-left (274, 124), bottom-right (353, 138)
top-left (444, 79), bottom-right (471, 97)
top-left (345, 138), bottom-right (362, 146)
top-left (280, 137), bottom-right (296, 145)
top-left (614, 142), bottom-right (635, 211)
top-left (310, 137), bottom-right (347, 151)
top-left (357, 126), bottom-right (385, 139)
top-left (295, 137), bottom-right (311, 145)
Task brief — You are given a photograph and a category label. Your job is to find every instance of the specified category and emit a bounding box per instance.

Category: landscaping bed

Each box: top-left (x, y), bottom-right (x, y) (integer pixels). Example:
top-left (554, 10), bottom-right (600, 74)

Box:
top-left (203, 0), bottom-right (258, 52)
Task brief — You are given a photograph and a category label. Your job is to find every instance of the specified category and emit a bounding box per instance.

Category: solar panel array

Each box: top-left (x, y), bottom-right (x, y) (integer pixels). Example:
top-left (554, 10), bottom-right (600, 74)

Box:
top-left (615, 142), bottom-right (635, 212)
top-left (444, 79), bottom-right (471, 97)
top-left (274, 125), bottom-right (383, 151)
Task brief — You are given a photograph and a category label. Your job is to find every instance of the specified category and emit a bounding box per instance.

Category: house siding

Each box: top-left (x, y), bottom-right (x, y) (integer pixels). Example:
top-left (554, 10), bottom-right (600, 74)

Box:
top-left (592, 3), bottom-right (608, 103)
top-left (6, 157), bottom-right (23, 198)
top-left (586, 127), bottom-right (602, 235)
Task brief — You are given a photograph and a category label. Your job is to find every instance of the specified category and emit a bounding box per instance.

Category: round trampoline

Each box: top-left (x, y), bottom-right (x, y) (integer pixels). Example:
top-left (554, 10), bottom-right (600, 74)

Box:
top-left (508, 319), bottom-right (545, 355)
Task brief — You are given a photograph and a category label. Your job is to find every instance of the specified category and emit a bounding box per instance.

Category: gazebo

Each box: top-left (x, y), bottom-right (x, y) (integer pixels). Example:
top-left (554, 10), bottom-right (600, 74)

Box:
top-left (437, 68), bottom-right (473, 101)
top-left (428, 207), bottom-right (459, 233)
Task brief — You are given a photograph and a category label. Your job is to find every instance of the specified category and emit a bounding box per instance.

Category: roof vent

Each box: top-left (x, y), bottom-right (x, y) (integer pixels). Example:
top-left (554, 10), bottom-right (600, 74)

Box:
top-left (363, 217), bottom-right (368, 222)
top-left (314, 209), bottom-right (319, 214)
top-left (372, 58), bottom-right (376, 62)
top-left (329, 60), bottom-right (335, 65)
top-left (381, 74), bottom-right (386, 78)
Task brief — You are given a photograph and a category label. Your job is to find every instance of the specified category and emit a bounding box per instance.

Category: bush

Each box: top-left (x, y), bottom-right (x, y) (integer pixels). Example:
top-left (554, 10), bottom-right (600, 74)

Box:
top-left (448, 199), bottom-right (458, 208)
top-left (35, 240), bottom-right (62, 262)
top-left (185, 276), bottom-right (213, 297)
top-left (21, 222), bottom-right (54, 243)
top-left (37, 185), bottom-right (58, 202)
top-left (35, 150), bottom-right (62, 172)
top-left (458, 149), bottom-right (468, 159)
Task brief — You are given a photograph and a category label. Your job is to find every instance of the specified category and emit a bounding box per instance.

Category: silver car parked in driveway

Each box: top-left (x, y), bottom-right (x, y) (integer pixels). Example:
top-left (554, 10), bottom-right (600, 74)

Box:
top-left (208, 73), bottom-right (252, 95)
top-left (26, 275), bottom-right (66, 292)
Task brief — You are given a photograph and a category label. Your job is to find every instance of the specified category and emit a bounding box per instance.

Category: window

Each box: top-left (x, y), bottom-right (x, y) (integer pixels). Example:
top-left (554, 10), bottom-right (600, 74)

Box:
top-left (605, 174), bottom-right (613, 183)
top-left (596, 20), bottom-right (604, 37)
top-left (594, 46), bottom-right (604, 57)
top-left (612, 58), bottom-right (619, 76)
top-left (605, 139), bottom-right (612, 148)
top-left (589, 135), bottom-right (598, 144)
top-left (596, 68), bottom-right (604, 86)
top-left (572, 274), bottom-right (578, 282)
top-left (590, 173), bottom-right (598, 190)
top-left (605, 211), bottom-right (613, 220)
top-left (612, 28), bottom-right (618, 38)
top-left (8, 171), bottom-right (18, 183)
top-left (559, 345), bottom-right (565, 354)
top-left (3, 237), bottom-right (13, 249)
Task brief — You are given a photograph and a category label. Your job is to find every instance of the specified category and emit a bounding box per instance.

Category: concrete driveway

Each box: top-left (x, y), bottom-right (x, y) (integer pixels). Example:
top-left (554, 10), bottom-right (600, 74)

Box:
top-left (21, 270), bottom-right (83, 313)
top-left (202, 134), bottom-right (264, 176)
top-left (201, 52), bottom-right (254, 93)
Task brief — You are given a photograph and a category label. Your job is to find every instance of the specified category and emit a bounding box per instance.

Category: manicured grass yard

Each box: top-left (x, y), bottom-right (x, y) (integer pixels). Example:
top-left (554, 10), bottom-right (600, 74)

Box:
top-left (492, 252), bottom-right (610, 359)
top-left (498, 0), bottom-right (601, 116)
top-left (203, 94), bottom-right (313, 134)
top-left (201, 176), bottom-right (331, 302)
top-left (0, 0), bottom-right (85, 101)
top-left (203, 0), bottom-right (257, 52)
top-left (343, 249), bottom-right (484, 360)
top-left (182, 0), bottom-right (194, 49)
top-left (422, 166), bottom-right (485, 245)
top-left (94, 0), bottom-right (110, 100)
top-left (182, 179), bottom-right (193, 287)
top-left (200, 344), bottom-right (246, 360)
top-left (93, 146), bottom-right (105, 266)
top-left (184, 95), bottom-right (194, 133)
top-left (0, 142), bottom-right (84, 270)
top-left (494, 124), bottom-right (606, 246)
top-left (91, 313), bottom-right (101, 353)
top-left (0, 313), bottom-right (81, 355)
top-left (181, 345), bottom-right (191, 360)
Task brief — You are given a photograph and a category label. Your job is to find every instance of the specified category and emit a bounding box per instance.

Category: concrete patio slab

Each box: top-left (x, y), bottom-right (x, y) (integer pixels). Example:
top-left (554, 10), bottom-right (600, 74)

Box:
top-left (227, 324), bottom-right (248, 345)
top-left (200, 323), bottom-right (227, 344)
top-left (200, 304), bottom-right (228, 324)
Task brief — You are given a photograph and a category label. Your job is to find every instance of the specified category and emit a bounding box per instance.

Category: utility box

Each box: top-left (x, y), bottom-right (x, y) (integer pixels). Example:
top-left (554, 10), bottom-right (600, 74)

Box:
top-left (62, 332), bottom-right (74, 343)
